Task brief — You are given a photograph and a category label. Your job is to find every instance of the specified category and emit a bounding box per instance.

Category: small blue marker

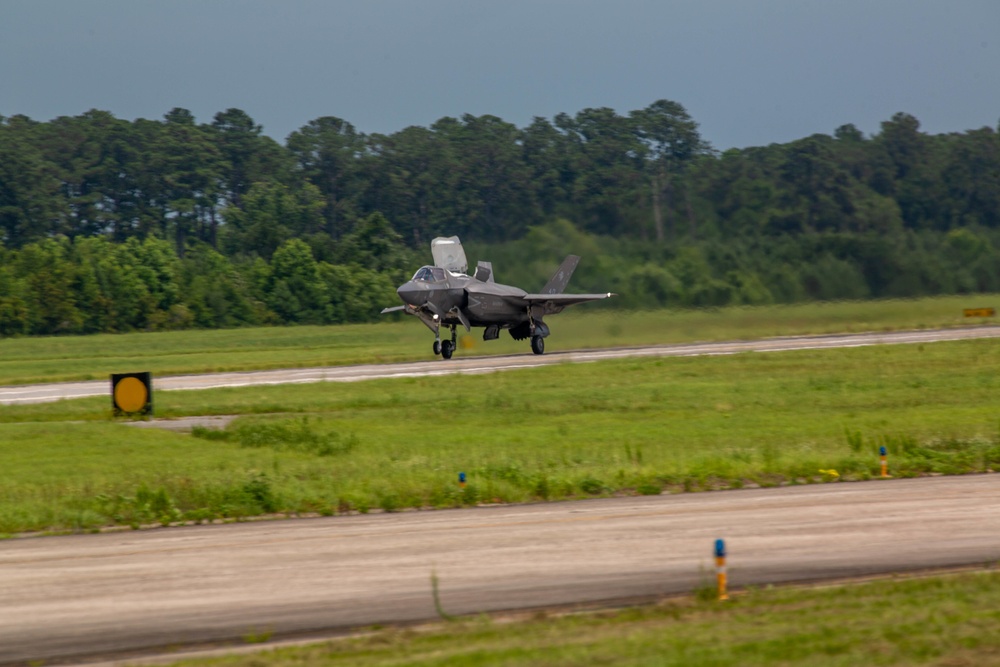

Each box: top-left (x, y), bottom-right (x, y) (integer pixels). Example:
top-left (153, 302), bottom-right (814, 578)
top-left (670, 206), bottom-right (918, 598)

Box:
top-left (714, 538), bottom-right (726, 558)
top-left (459, 472), bottom-right (466, 488)
top-left (714, 538), bottom-right (728, 600)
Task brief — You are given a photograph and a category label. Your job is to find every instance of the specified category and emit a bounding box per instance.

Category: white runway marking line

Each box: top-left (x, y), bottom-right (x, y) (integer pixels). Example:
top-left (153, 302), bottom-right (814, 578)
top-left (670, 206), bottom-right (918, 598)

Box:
top-left (1, 326), bottom-right (998, 405)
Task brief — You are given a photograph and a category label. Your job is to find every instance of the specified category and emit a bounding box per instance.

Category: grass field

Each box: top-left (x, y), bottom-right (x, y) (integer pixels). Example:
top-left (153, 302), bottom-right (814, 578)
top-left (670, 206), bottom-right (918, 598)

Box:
top-left (1, 336), bottom-right (998, 535)
top-left (166, 571), bottom-right (1000, 667)
top-left (4, 299), bottom-right (999, 663)
top-left (0, 294), bottom-right (996, 385)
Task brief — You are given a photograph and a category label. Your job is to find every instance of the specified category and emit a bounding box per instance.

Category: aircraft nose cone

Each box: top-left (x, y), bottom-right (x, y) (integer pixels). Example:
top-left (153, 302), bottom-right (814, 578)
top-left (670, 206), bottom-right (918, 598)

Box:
top-left (397, 282), bottom-right (423, 307)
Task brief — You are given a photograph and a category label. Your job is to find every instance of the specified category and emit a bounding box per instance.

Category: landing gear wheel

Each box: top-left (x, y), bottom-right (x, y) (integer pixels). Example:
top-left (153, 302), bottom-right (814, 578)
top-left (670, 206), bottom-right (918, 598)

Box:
top-left (441, 339), bottom-right (455, 360)
top-left (531, 335), bottom-right (545, 355)
top-left (433, 340), bottom-right (442, 356)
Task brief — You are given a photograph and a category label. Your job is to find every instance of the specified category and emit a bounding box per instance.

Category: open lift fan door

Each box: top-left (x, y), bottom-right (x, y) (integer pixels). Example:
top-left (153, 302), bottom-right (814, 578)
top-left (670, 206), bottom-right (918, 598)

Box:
top-left (431, 236), bottom-right (468, 274)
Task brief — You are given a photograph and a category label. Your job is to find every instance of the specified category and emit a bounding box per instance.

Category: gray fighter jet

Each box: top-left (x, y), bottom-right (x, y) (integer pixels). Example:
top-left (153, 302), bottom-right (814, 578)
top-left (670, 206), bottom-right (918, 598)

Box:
top-left (381, 236), bottom-right (614, 359)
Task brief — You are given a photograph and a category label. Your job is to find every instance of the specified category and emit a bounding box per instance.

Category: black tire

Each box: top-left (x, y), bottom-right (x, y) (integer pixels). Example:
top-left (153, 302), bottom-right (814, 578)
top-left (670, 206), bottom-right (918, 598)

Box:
top-left (441, 340), bottom-right (455, 359)
top-left (433, 340), bottom-right (442, 356)
top-left (531, 335), bottom-right (545, 355)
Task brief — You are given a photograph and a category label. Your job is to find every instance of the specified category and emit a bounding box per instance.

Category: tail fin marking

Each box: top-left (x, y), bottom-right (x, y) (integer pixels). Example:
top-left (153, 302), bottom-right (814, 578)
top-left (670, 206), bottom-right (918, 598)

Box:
top-left (540, 255), bottom-right (580, 294)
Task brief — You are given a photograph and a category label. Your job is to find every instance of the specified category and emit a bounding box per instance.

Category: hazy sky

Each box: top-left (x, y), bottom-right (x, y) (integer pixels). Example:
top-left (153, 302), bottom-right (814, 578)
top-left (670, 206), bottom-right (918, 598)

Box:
top-left (2, 0), bottom-right (998, 149)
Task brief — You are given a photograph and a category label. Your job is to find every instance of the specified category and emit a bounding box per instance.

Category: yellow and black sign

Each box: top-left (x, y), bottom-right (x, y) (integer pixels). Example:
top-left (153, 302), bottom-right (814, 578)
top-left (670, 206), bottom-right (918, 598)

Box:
top-left (111, 372), bottom-right (153, 417)
top-left (963, 307), bottom-right (996, 318)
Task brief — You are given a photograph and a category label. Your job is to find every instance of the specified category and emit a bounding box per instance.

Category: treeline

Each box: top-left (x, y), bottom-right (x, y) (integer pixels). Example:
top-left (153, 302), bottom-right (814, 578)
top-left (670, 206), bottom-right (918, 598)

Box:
top-left (478, 220), bottom-right (1000, 310)
top-left (0, 214), bottom-right (408, 336)
top-left (0, 102), bottom-right (713, 255)
top-left (1, 102), bottom-right (999, 335)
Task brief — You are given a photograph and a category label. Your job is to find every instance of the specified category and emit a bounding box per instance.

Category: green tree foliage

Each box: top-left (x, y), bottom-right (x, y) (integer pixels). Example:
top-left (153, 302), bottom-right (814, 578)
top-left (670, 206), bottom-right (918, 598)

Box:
top-left (432, 114), bottom-right (536, 241)
top-left (15, 238), bottom-right (83, 334)
top-left (209, 108), bottom-right (292, 210)
top-left (333, 212), bottom-right (412, 278)
top-left (555, 107), bottom-right (645, 237)
top-left (286, 116), bottom-right (365, 237)
top-left (0, 243), bottom-right (30, 335)
top-left (180, 242), bottom-right (259, 328)
top-left (0, 115), bottom-right (59, 246)
top-left (632, 99), bottom-right (712, 241)
top-left (321, 262), bottom-right (396, 323)
top-left (363, 125), bottom-right (456, 247)
top-left (156, 109), bottom-right (225, 253)
top-left (265, 239), bottom-right (330, 324)
top-left (221, 181), bottom-right (325, 259)
top-left (1, 104), bottom-right (1000, 337)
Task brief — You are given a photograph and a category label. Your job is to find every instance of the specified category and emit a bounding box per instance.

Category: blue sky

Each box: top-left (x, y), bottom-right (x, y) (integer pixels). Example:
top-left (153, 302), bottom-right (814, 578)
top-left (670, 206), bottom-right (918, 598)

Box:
top-left (2, 0), bottom-right (998, 148)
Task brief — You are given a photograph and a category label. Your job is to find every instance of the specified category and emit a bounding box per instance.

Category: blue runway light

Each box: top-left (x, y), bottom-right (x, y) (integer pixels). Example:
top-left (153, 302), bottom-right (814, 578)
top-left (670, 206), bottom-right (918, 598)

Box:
top-left (714, 538), bottom-right (726, 558)
top-left (879, 445), bottom-right (890, 478)
top-left (714, 539), bottom-right (729, 600)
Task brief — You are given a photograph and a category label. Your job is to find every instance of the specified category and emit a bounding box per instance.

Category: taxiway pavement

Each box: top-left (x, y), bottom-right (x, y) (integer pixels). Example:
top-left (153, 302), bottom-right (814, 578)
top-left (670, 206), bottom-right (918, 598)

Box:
top-left (1, 475), bottom-right (998, 664)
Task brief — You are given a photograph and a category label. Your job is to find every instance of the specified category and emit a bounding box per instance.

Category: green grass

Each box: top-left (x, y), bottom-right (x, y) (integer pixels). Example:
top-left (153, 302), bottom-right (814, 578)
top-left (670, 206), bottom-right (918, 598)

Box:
top-left (165, 571), bottom-right (1000, 666)
top-left (0, 294), bottom-right (996, 385)
top-left (2, 338), bottom-right (999, 535)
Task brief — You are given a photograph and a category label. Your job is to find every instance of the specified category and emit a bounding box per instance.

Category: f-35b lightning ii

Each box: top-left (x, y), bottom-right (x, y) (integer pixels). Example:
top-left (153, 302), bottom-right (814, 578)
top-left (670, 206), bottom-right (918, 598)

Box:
top-left (381, 236), bottom-right (614, 359)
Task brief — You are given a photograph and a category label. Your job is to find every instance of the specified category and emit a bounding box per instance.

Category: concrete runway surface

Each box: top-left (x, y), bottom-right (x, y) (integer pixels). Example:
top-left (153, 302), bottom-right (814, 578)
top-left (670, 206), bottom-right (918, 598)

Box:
top-left (1, 475), bottom-right (998, 664)
top-left (2, 325), bottom-right (999, 405)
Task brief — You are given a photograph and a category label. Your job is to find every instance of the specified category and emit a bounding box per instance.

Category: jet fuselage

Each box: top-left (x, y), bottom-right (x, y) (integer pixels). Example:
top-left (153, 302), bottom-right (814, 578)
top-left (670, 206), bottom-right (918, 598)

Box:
top-left (395, 268), bottom-right (539, 328)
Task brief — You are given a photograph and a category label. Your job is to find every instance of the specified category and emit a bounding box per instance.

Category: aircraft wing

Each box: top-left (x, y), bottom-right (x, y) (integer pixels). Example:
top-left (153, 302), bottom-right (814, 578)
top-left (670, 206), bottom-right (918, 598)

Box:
top-left (524, 292), bottom-right (614, 305)
top-left (523, 292), bottom-right (615, 315)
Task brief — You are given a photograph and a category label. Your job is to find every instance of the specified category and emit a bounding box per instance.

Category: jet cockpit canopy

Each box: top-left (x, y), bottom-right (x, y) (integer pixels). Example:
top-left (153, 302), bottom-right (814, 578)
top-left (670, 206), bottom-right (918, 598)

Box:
top-left (412, 266), bottom-right (447, 282)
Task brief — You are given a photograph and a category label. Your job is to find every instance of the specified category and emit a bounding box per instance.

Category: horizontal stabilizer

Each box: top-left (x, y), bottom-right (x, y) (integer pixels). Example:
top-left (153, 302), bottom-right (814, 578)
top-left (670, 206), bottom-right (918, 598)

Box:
top-left (380, 305), bottom-right (407, 314)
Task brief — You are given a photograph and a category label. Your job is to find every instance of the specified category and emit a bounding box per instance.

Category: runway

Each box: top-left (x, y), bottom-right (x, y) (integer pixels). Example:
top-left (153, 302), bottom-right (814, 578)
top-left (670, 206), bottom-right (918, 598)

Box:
top-left (2, 325), bottom-right (999, 405)
top-left (1, 475), bottom-right (997, 664)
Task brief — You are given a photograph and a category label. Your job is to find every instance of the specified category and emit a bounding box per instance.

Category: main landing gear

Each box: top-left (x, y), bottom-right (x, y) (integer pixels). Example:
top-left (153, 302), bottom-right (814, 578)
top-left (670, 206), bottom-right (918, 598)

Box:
top-left (434, 325), bottom-right (458, 360)
top-left (509, 316), bottom-right (550, 356)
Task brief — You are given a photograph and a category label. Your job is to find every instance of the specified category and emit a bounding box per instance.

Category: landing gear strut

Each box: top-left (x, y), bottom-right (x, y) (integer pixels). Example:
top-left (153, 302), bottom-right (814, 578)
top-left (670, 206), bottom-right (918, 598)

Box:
top-left (440, 325), bottom-right (458, 360)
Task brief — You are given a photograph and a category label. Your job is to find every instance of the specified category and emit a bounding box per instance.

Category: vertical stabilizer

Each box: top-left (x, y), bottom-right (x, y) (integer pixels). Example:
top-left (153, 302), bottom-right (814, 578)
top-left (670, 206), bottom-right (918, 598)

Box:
top-left (541, 255), bottom-right (580, 294)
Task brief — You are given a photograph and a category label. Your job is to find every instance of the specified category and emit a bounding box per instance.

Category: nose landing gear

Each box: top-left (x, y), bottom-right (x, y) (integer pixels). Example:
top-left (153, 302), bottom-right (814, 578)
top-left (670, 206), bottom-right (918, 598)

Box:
top-left (435, 325), bottom-right (458, 360)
